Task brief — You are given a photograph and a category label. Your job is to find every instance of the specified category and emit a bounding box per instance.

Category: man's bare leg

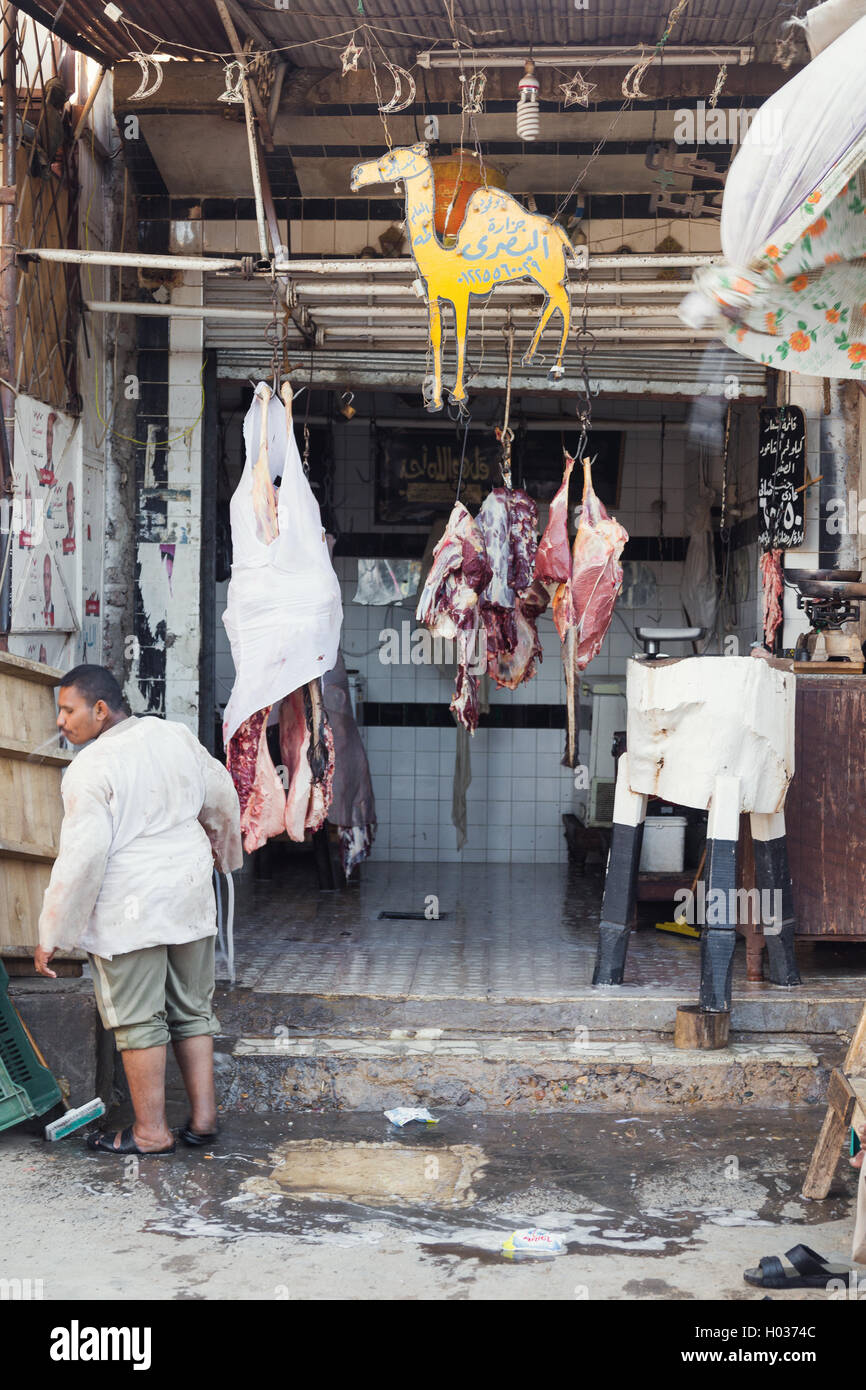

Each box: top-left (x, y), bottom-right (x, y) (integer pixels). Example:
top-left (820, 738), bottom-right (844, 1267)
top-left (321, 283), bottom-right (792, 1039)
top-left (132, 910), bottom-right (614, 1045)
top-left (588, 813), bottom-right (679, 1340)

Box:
top-left (119, 1044), bottom-right (173, 1151)
top-left (172, 1035), bottom-right (218, 1135)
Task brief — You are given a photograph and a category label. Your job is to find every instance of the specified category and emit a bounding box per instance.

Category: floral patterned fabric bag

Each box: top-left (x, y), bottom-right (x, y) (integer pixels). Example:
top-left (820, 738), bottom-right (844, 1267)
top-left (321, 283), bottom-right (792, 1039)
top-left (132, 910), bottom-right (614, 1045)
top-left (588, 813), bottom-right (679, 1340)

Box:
top-left (679, 13), bottom-right (866, 378)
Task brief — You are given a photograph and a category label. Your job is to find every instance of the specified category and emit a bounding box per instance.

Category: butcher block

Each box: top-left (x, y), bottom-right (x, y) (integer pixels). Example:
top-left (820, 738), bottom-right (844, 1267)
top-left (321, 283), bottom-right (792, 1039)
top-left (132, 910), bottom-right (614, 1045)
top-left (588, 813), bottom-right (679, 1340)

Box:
top-left (785, 673), bottom-right (866, 940)
top-left (0, 651), bottom-right (82, 974)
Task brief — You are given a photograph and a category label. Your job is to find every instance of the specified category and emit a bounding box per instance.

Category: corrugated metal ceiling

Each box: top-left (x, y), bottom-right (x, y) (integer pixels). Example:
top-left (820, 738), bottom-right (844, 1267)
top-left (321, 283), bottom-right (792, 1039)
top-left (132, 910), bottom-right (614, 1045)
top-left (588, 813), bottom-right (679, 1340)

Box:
top-left (21, 0), bottom-right (792, 66)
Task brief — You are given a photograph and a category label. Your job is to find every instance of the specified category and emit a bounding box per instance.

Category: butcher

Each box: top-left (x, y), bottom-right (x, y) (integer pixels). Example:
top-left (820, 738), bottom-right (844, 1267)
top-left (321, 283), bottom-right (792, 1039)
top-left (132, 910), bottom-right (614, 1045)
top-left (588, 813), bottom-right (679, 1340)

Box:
top-left (34, 664), bottom-right (243, 1156)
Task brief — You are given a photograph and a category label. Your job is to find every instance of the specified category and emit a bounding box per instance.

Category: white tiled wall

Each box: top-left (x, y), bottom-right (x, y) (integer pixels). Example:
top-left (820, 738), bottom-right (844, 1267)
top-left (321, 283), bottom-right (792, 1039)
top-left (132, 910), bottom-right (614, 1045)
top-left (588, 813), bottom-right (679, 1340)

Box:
top-left (215, 394), bottom-right (710, 863)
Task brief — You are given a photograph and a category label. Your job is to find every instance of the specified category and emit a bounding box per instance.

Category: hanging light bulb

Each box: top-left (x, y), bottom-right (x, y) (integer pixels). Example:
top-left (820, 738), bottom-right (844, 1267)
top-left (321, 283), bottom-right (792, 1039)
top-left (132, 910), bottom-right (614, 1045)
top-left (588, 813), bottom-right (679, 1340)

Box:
top-left (516, 58), bottom-right (540, 141)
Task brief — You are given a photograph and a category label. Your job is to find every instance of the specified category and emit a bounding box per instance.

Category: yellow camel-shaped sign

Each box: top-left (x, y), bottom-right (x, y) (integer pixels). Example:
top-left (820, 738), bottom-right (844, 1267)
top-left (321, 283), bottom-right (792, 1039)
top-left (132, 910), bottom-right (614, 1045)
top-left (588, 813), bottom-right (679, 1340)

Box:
top-left (350, 144), bottom-right (575, 411)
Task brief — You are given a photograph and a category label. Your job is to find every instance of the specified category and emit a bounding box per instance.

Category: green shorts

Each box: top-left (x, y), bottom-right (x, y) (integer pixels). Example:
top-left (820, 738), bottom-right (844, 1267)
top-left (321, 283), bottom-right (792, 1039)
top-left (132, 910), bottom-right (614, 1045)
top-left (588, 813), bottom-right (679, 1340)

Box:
top-left (88, 936), bottom-right (220, 1051)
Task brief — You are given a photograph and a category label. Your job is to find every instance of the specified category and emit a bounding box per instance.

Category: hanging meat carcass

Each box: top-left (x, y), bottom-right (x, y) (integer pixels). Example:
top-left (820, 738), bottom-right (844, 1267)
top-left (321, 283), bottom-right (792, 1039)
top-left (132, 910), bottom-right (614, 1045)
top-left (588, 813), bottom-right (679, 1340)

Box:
top-left (223, 381), bottom-right (342, 852)
top-left (536, 453), bottom-right (628, 766)
top-left (416, 500), bottom-right (492, 732)
top-left (226, 706), bottom-right (286, 853)
top-left (476, 487), bottom-right (543, 690)
top-left (760, 547), bottom-right (784, 650)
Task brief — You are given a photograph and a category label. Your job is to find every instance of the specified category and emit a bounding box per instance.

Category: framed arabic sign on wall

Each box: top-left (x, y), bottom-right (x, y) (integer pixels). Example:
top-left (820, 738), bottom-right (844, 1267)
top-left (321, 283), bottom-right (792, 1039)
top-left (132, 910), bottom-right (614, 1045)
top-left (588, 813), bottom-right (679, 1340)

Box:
top-left (374, 425), bottom-right (624, 526)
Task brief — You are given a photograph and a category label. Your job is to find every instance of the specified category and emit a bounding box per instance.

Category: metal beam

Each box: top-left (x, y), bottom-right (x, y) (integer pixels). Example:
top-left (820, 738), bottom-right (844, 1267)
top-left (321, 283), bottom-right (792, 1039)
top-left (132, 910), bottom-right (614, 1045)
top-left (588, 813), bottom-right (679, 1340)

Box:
top-left (212, 0), bottom-right (274, 151)
top-left (315, 325), bottom-right (718, 341)
top-left (85, 300), bottom-right (284, 322)
top-left (290, 279), bottom-right (692, 299)
top-left (274, 253), bottom-right (719, 274)
top-left (216, 358), bottom-right (764, 399)
top-left (21, 248), bottom-right (247, 272)
top-left (308, 303), bottom-right (689, 320)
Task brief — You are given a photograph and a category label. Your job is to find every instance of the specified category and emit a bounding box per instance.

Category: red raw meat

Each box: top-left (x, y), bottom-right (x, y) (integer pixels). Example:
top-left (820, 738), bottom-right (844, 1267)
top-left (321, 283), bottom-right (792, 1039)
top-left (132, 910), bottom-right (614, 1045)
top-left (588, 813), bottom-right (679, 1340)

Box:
top-left (571, 457), bottom-right (629, 672)
top-left (416, 501), bottom-right (491, 639)
top-left (279, 680), bottom-right (334, 841)
top-left (535, 451), bottom-right (575, 584)
top-left (476, 487), bottom-right (542, 690)
top-left (760, 548), bottom-right (784, 649)
top-left (537, 454), bottom-right (628, 766)
top-left (227, 707), bottom-right (287, 853)
top-left (416, 501), bottom-right (492, 731)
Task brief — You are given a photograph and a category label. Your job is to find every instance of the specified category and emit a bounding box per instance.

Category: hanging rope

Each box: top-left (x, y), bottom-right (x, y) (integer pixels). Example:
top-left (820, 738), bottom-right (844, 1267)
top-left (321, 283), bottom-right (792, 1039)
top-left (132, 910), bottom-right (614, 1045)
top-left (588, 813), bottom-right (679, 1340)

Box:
top-left (495, 318), bottom-right (515, 488)
top-left (658, 413), bottom-right (666, 560)
top-left (622, 0), bottom-right (690, 98)
top-left (455, 411), bottom-right (471, 501)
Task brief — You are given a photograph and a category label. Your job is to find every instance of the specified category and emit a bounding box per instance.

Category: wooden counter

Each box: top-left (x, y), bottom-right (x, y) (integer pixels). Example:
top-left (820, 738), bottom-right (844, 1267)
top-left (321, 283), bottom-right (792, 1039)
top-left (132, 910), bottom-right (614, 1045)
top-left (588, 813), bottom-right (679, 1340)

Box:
top-left (0, 651), bottom-right (82, 974)
top-left (786, 673), bottom-right (866, 940)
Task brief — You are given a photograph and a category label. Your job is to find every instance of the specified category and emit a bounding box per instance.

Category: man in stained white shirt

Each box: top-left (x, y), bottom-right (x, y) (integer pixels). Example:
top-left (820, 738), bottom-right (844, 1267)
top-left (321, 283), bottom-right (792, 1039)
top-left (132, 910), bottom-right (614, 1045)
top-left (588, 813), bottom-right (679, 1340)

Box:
top-left (34, 664), bottom-right (243, 1156)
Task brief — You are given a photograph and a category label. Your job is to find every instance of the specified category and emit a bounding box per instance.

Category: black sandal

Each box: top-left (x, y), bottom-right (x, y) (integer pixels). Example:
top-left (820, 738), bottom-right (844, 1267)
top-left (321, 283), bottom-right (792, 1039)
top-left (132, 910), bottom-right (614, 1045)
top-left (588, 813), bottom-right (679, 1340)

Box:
top-left (86, 1125), bottom-right (176, 1156)
top-left (179, 1118), bottom-right (220, 1148)
top-left (744, 1244), bottom-right (857, 1290)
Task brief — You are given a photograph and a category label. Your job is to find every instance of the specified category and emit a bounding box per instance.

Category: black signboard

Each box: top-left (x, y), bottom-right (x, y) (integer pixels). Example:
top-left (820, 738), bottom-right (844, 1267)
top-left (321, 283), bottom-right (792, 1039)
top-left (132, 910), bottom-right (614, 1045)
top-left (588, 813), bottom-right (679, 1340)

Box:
top-left (758, 405), bottom-right (806, 549)
top-left (374, 425), bottom-right (623, 525)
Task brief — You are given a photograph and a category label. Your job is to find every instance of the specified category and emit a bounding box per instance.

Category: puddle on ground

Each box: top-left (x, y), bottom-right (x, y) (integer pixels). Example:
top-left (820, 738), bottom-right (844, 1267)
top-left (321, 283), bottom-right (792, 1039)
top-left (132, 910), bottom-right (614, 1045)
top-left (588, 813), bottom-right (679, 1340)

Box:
top-left (242, 1138), bottom-right (486, 1207)
top-left (53, 1109), bottom-right (856, 1263)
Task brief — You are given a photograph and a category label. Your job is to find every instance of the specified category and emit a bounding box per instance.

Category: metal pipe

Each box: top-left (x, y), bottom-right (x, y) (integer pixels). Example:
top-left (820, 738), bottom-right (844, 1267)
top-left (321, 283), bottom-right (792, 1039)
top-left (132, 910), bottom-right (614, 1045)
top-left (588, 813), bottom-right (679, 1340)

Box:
top-left (21, 248), bottom-right (245, 272)
top-left (268, 60), bottom-right (287, 131)
top-left (273, 254), bottom-right (720, 274)
top-left (212, 0), bottom-right (274, 150)
top-left (316, 325), bottom-right (717, 340)
top-left (289, 279), bottom-right (692, 298)
top-left (20, 249), bottom-right (719, 276)
top-left (308, 303), bottom-right (688, 320)
top-left (819, 381), bottom-right (861, 570)
top-left (72, 65), bottom-right (107, 143)
top-left (239, 70), bottom-right (269, 264)
top-left (417, 45), bottom-right (754, 68)
top-left (85, 300), bottom-right (276, 320)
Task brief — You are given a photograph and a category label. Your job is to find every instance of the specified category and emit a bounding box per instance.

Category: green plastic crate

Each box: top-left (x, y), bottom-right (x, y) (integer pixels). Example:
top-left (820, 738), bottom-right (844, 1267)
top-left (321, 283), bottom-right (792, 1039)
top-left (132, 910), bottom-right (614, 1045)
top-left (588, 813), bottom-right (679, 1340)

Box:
top-left (0, 959), bottom-right (62, 1127)
top-left (0, 1053), bottom-right (36, 1132)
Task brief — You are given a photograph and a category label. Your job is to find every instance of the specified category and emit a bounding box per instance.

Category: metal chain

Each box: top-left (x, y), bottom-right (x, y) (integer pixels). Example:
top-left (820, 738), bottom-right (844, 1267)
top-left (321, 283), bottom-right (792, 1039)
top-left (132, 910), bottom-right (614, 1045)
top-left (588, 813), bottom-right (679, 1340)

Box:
top-left (263, 272), bottom-right (287, 387)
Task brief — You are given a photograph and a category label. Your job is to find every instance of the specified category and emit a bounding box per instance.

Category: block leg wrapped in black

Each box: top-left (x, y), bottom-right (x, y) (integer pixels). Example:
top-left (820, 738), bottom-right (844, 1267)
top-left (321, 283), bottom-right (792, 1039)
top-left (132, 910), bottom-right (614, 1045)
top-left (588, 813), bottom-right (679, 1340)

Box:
top-left (593, 754), bottom-right (647, 986)
top-left (751, 811), bottom-right (801, 987)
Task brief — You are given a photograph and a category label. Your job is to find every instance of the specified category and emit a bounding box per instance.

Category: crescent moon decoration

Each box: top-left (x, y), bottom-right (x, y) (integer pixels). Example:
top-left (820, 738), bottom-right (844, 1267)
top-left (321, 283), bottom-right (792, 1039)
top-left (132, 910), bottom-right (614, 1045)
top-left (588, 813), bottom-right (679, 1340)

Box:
top-left (378, 62), bottom-right (416, 114)
top-left (621, 51), bottom-right (652, 99)
top-left (459, 71), bottom-right (486, 115)
top-left (128, 51), bottom-right (164, 102)
top-left (218, 60), bottom-right (245, 105)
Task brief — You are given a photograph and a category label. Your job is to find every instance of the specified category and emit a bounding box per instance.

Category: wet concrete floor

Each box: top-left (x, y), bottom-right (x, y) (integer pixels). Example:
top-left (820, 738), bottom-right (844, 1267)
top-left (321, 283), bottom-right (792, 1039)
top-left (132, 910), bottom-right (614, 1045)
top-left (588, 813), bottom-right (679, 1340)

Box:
top-left (0, 1106), bottom-right (861, 1300)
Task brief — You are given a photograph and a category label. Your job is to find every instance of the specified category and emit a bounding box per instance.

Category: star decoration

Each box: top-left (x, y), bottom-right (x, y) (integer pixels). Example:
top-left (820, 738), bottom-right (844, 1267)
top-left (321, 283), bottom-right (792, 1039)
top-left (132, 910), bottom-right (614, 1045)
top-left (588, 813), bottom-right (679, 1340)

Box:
top-left (560, 71), bottom-right (596, 108)
top-left (340, 35), bottom-right (364, 75)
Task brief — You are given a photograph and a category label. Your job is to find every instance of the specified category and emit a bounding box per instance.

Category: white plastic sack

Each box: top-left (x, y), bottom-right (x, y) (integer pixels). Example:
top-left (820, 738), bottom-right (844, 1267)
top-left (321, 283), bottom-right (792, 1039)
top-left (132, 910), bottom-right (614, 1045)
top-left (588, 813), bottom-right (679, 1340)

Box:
top-left (221, 382), bottom-right (342, 746)
top-left (681, 490), bottom-right (718, 647)
top-left (717, 16), bottom-right (866, 263)
top-left (798, 0), bottom-right (866, 57)
top-left (680, 15), bottom-right (866, 379)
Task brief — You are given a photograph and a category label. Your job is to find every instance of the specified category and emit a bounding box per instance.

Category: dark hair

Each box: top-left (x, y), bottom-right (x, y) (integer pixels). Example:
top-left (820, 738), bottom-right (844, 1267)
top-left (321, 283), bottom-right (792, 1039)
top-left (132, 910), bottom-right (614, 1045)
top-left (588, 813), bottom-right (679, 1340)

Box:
top-left (57, 664), bottom-right (126, 712)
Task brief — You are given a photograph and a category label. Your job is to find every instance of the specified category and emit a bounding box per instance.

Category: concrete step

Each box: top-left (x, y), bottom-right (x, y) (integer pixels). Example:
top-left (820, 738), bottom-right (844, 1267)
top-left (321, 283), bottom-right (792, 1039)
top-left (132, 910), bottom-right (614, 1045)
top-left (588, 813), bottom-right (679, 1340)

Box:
top-left (214, 983), bottom-right (864, 1040)
top-left (219, 1034), bottom-right (826, 1114)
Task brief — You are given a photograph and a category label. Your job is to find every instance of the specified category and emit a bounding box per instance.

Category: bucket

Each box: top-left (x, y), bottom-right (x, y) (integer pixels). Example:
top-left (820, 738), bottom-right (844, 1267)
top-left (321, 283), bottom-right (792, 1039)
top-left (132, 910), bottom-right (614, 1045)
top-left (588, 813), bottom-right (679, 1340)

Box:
top-left (431, 151), bottom-right (505, 241)
top-left (639, 815), bottom-right (687, 873)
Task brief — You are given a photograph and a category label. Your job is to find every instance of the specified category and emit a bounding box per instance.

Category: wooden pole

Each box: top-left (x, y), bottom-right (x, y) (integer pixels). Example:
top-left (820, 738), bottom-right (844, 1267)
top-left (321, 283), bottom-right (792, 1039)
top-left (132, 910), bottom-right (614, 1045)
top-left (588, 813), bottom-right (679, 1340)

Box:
top-left (211, 0), bottom-right (274, 150)
top-left (0, 4), bottom-right (17, 647)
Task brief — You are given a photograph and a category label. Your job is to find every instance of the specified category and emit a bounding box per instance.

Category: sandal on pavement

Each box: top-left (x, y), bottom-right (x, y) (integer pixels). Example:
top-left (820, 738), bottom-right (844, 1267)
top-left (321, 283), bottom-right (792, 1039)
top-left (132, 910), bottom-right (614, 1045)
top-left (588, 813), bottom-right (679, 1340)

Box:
top-left (744, 1244), bottom-right (857, 1290)
top-left (86, 1125), bottom-right (176, 1156)
top-left (179, 1118), bottom-right (220, 1147)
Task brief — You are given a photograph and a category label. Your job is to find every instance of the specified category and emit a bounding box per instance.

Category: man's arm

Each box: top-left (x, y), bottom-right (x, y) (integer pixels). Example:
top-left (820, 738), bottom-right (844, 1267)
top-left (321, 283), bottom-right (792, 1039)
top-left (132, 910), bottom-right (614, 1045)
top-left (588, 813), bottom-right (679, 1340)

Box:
top-left (37, 768), bottom-right (114, 963)
top-left (195, 741), bottom-right (244, 873)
